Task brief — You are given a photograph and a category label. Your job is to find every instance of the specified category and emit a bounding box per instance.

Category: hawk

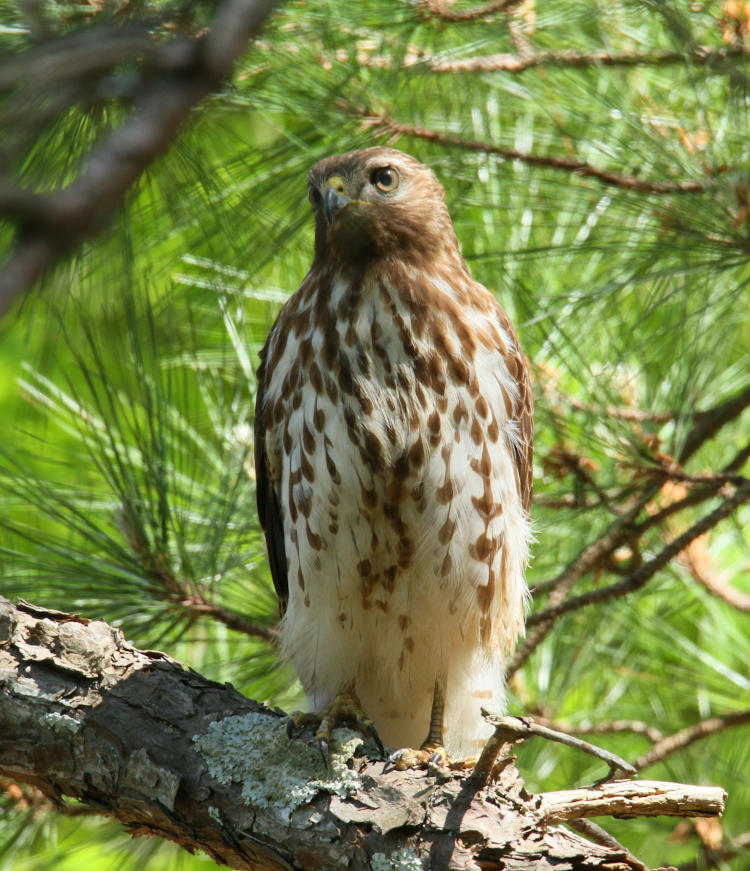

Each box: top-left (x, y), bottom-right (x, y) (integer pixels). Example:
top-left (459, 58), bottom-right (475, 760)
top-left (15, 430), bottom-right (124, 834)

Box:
top-left (254, 147), bottom-right (532, 764)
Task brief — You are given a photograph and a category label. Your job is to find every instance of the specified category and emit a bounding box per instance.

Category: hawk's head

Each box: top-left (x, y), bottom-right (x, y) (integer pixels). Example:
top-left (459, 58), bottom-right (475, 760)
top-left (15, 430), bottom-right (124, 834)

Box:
top-left (307, 147), bottom-right (458, 269)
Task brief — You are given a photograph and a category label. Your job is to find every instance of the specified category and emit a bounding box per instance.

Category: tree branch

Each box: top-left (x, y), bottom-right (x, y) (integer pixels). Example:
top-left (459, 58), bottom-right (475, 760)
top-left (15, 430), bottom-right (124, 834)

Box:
top-left (536, 780), bottom-right (726, 823)
top-left (357, 110), bottom-right (710, 194)
top-left (0, 596), bottom-right (726, 871)
top-left (524, 480), bottom-right (750, 629)
top-left (635, 709), bottom-right (750, 771)
top-left (181, 596), bottom-right (280, 644)
top-left (419, 44), bottom-right (750, 74)
top-left (678, 383), bottom-right (750, 464)
top-left (417, 0), bottom-right (522, 23)
top-left (0, 0), bottom-right (280, 318)
top-left (533, 716), bottom-right (664, 744)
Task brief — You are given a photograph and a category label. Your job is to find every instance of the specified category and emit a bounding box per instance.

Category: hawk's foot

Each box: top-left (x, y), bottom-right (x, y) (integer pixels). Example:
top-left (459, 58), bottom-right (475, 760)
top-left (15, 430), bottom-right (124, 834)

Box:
top-left (286, 687), bottom-right (385, 766)
top-left (388, 742), bottom-right (448, 771)
top-left (388, 744), bottom-right (478, 772)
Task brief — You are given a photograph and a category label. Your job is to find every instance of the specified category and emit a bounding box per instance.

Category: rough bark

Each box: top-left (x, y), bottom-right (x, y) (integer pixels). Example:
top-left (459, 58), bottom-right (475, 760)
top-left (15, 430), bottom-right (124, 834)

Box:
top-left (0, 597), bottom-right (726, 871)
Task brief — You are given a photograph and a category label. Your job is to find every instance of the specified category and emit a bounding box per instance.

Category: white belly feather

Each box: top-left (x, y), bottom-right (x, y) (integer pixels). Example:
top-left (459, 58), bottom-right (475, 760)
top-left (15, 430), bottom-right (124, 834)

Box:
top-left (265, 272), bottom-right (530, 755)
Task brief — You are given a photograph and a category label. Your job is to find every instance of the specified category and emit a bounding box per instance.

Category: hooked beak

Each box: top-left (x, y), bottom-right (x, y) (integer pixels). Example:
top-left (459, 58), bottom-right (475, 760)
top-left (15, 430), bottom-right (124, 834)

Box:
top-left (324, 185), bottom-right (350, 225)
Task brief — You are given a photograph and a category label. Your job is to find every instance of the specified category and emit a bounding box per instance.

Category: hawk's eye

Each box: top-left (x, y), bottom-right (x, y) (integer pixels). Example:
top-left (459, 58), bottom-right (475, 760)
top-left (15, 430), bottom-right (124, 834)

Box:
top-left (372, 167), bottom-right (399, 193)
top-left (308, 186), bottom-right (322, 207)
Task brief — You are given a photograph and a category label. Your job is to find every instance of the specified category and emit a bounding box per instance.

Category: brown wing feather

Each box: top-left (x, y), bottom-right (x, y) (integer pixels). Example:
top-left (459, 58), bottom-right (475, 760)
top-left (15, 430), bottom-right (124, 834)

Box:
top-left (254, 354), bottom-right (289, 616)
top-left (516, 354), bottom-right (534, 514)
top-left (492, 300), bottom-right (534, 514)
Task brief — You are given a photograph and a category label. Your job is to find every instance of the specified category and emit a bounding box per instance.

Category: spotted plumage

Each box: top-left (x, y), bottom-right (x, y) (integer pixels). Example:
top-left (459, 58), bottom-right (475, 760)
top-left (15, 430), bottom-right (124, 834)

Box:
top-left (255, 147), bottom-right (533, 757)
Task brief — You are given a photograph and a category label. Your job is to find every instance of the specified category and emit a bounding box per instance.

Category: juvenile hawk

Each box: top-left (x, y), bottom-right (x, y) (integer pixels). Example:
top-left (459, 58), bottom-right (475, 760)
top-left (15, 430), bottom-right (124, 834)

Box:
top-left (255, 147), bottom-right (532, 762)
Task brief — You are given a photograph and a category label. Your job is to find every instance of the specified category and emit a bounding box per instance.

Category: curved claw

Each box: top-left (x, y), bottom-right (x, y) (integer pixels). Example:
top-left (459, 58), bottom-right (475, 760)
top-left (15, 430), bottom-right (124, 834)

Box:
top-left (286, 718), bottom-right (297, 740)
top-left (429, 748), bottom-right (448, 768)
top-left (366, 722), bottom-right (385, 758)
top-left (318, 735), bottom-right (330, 768)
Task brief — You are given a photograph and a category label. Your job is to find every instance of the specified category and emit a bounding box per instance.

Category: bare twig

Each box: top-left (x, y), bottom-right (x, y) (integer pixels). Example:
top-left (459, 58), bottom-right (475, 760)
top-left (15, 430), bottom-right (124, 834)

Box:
top-left (635, 709), bottom-right (750, 771)
top-left (471, 714), bottom-right (636, 789)
top-left (536, 780), bottom-right (727, 822)
top-left (0, 0), bottom-right (280, 317)
top-left (537, 375), bottom-right (675, 423)
top-left (534, 716), bottom-right (664, 744)
top-left (516, 440), bottom-right (749, 677)
top-left (359, 111), bottom-right (709, 194)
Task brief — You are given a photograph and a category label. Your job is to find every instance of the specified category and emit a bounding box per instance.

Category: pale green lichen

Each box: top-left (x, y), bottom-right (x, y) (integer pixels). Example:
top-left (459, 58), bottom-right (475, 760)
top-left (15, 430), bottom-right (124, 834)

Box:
top-left (41, 711), bottom-right (80, 735)
top-left (193, 711), bottom-right (363, 810)
top-left (371, 848), bottom-right (424, 871)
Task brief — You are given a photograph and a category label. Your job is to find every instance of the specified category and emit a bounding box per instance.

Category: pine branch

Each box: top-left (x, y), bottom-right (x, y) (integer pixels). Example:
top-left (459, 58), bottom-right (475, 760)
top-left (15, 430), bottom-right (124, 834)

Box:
top-left (679, 383), bottom-right (750, 464)
top-left (519, 441), bottom-right (750, 675)
top-left (358, 111), bottom-right (710, 194)
top-left (526, 480), bottom-right (750, 628)
top-left (181, 597), bottom-right (279, 644)
top-left (635, 709), bottom-right (750, 771)
top-left (417, 0), bottom-right (523, 23)
top-left (2, 595), bottom-right (722, 871)
top-left (418, 44), bottom-right (750, 74)
top-left (0, 0), bottom-right (280, 317)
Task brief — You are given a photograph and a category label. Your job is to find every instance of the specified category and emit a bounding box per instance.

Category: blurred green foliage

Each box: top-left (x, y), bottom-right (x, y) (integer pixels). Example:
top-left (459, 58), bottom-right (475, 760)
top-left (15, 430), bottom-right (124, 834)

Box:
top-left (1, 0), bottom-right (750, 868)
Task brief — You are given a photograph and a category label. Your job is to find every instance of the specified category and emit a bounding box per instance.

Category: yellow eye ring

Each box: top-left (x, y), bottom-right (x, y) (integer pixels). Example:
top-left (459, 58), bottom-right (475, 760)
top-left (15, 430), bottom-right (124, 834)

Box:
top-left (372, 167), bottom-right (399, 193)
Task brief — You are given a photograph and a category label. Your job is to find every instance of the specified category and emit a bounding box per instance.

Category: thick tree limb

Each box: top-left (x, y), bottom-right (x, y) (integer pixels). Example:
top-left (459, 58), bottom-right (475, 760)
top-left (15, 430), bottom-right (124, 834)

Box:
top-left (0, 0), bottom-right (280, 318)
top-left (0, 596), bottom-right (726, 871)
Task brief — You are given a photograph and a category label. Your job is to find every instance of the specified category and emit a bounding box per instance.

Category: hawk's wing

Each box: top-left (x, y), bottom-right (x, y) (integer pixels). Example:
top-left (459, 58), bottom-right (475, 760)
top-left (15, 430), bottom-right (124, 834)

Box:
top-left (515, 359), bottom-right (534, 515)
top-left (254, 357), bottom-right (289, 616)
top-left (493, 300), bottom-right (534, 515)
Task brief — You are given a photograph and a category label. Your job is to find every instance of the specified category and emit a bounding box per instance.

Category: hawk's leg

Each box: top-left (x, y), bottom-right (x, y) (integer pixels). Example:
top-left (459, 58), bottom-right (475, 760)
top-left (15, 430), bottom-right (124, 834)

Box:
top-left (390, 678), bottom-right (451, 770)
top-left (286, 682), bottom-right (385, 765)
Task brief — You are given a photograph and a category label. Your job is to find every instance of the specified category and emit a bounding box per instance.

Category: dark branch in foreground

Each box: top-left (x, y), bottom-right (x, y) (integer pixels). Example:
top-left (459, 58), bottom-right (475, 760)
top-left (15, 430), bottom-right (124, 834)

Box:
top-left (0, 596), bottom-right (726, 871)
top-left (0, 0), bottom-right (280, 318)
